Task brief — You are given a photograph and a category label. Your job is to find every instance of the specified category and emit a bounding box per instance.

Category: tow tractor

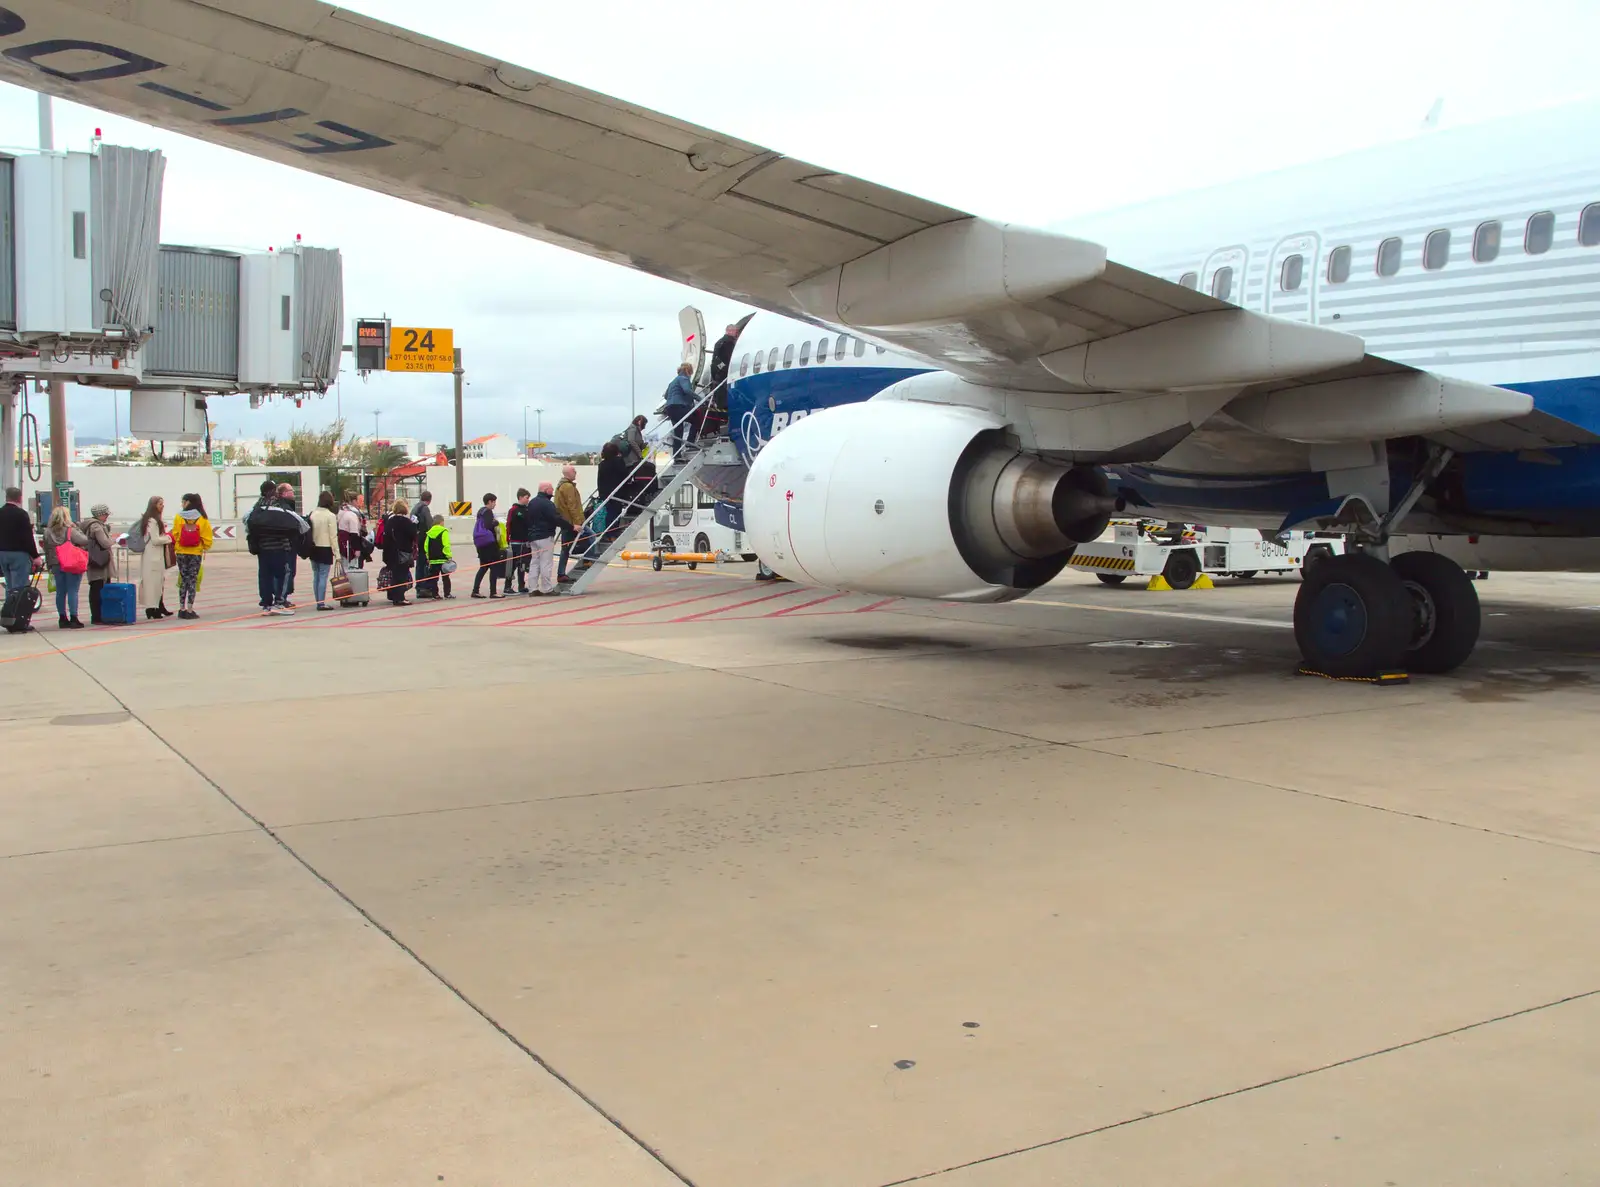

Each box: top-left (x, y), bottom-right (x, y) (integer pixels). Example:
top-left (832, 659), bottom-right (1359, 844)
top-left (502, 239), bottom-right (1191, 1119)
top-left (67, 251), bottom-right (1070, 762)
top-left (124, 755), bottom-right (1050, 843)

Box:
top-left (1068, 521), bottom-right (1343, 589)
top-left (625, 481), bottom-right (758, 571)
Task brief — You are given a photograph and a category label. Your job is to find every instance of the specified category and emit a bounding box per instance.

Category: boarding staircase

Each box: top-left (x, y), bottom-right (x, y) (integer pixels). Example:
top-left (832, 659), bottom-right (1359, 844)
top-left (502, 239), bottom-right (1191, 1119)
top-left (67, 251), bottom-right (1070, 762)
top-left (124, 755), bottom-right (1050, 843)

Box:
top-left (556, 392), bottom-right (722, 595)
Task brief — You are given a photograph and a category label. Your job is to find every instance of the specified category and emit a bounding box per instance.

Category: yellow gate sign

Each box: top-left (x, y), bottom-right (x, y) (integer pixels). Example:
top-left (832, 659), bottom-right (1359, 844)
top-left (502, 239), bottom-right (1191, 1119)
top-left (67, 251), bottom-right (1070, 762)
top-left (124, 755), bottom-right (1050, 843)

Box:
top-left (387, 327), bottom-right (455, 373)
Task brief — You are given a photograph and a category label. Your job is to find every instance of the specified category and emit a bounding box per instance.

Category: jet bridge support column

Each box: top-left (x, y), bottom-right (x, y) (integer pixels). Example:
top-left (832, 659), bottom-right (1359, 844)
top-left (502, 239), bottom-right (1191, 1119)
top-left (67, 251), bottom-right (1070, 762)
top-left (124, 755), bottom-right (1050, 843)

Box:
top-left (48, 379), bottom-right (67, 485)
top-left (0, 383), bottom-right (15, 492)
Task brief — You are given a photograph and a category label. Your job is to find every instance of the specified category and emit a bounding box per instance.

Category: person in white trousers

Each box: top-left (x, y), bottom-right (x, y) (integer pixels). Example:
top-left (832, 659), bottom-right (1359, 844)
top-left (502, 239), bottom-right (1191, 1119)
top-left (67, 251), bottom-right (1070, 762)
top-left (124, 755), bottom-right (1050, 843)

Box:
top-left (526, 482), bottom-right (563, 595)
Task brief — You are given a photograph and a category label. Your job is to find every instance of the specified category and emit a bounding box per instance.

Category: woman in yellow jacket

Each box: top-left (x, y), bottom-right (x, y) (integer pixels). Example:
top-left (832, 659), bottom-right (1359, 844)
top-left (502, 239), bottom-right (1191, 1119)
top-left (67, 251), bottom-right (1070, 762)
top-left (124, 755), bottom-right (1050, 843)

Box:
top-left (172, 492), bottom-right (214, 620)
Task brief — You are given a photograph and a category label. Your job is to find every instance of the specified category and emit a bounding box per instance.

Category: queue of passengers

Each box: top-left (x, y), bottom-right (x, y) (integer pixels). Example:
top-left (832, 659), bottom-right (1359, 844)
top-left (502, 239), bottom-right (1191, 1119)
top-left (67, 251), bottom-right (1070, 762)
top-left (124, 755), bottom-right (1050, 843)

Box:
top-left (0, 484), bottom-right (219, 631)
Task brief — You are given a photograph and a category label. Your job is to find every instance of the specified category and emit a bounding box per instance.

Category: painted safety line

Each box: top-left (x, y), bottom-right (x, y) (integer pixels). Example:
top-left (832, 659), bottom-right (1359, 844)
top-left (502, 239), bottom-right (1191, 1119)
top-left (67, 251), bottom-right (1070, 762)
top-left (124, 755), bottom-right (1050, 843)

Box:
top-left (854, 597), bottom-right (901, 613)
top-left (769, 592), bottom-right (844, 616)
top-left (493, 588), bottom-right (682, 626)
top-left (572, 587), bottom-right (753, 625)
top-left (668, 586), bottom-right (806, 622)
top-left (1030, 598), bottom-right (1292, 630)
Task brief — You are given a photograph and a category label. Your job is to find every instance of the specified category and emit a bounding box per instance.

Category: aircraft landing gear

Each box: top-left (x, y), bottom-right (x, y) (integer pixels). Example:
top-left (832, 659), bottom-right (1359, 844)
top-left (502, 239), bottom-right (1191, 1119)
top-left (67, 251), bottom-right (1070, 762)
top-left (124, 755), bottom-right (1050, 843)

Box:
top-left (1293, 550), bottom-right (1480, 676)
top-left (1391, 551), bottom-right (1481, 673)
top-left (1292, 444), bottom-right (1480, 677)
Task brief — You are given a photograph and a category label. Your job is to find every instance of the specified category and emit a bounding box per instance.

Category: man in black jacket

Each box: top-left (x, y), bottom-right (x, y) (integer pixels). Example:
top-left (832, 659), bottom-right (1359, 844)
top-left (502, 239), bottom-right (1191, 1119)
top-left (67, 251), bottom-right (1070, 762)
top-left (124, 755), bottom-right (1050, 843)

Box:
top-left (525, 482), bottom-right (564, 595)
top-left (246, 488), bottom-right (309, 615)
top-left (0, 485), bottom-right (41, 600)
top-left (504, 488), bottom-right (532, 594)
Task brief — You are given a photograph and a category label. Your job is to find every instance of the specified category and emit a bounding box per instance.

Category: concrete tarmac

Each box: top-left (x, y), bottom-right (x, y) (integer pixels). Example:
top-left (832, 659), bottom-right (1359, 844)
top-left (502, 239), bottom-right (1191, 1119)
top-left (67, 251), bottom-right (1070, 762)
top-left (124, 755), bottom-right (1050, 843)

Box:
top-left (3, 556), bottom-right (1599, 1185)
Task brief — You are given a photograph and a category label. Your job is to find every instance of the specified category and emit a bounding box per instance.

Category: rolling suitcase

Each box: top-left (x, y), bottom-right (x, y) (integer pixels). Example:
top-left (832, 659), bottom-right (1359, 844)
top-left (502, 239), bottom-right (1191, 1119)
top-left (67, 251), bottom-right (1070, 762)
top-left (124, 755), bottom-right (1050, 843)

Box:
top-left (1, 571), bottom-right (42, 633)
top-left (338, 565), bottom-right (370, 607)
top-left (100, 582), bottom-right (138, 625)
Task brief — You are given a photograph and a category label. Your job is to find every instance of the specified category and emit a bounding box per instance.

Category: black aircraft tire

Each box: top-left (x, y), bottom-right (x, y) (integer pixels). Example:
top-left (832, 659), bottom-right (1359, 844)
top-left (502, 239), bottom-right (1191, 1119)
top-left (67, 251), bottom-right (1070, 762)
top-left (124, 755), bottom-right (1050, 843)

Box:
top-left (1096, 573), bottom-right (1128, 585)
top-left (1390, 551), bottom-right (1481, 674)
top-left (1293, 553), bottom-right (1410, 677)
top-left (1163, 549), bottom-right (1201, 590)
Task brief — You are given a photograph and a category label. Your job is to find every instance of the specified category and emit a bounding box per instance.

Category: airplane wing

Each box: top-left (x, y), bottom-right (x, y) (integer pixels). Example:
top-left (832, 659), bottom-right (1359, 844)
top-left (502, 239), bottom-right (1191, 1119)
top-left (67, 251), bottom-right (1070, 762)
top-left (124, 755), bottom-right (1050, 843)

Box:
top-left (7, 0), bottom-right (1588, 452)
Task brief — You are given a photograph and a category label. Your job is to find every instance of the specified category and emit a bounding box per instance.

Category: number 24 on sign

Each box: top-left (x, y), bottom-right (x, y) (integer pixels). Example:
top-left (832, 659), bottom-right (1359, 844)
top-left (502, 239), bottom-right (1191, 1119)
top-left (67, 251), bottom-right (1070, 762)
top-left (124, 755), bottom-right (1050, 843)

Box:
top-left (386, 327), bottom-right (454, 372)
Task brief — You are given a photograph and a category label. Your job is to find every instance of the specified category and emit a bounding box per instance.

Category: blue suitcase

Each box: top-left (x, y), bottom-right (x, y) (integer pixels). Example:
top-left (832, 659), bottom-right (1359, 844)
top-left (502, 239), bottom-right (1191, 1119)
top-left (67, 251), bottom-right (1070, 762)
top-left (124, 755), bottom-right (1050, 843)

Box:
top-left (100, 582), bottom-right (137, 625)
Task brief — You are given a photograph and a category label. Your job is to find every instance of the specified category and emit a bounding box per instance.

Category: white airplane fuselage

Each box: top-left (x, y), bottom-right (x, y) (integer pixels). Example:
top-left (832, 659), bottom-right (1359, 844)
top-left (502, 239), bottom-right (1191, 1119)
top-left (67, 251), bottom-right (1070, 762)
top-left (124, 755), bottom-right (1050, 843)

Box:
top-left (714, 98), bottom-right (1600, 562)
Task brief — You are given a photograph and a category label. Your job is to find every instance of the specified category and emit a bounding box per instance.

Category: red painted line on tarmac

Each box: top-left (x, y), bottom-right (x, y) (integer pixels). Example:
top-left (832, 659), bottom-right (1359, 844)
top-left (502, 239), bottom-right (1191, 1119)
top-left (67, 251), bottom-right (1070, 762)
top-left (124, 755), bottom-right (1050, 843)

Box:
top-left (572, 587), bottom-right (749, 625)
top-left (494, 588), bottom-right (670, 626)
top-left (669, 586), bottom-right (803, 622)
top-left (854, 597), bottom-right (900, 613)
top-left (769, 592), bottom-right (843, 616)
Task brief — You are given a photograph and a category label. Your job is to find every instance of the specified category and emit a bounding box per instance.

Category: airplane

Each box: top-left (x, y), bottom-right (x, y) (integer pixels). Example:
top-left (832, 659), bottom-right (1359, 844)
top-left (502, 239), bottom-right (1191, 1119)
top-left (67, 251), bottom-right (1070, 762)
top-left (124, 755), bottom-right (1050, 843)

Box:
top-left (5, 1), bottom-right (1600, 679)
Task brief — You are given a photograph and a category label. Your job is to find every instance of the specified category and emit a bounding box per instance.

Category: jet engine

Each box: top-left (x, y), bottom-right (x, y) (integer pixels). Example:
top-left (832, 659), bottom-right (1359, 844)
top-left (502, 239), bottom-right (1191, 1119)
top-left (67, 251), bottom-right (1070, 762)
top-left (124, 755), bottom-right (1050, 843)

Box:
top-left (744, 399), bottom-right (1121, 601)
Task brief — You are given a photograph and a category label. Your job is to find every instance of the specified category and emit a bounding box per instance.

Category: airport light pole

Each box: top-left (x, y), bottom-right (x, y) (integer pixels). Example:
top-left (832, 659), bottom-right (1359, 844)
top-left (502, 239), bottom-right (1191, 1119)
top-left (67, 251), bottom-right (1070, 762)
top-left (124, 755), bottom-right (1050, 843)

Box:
top-left (522, 405), bottom-right (528, 466)
top-left (535, 408), bottom-right (543, 453)
top-left (623, 323), bottom-right (642, 419)
top-left (372, 409), bottom-right (381, 442)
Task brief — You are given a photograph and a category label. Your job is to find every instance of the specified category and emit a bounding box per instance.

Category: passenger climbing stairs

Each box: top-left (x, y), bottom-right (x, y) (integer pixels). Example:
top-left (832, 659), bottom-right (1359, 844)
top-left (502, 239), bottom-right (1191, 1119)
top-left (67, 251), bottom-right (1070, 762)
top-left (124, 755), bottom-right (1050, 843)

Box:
top-left (556, 396), bottom-right (717, 595)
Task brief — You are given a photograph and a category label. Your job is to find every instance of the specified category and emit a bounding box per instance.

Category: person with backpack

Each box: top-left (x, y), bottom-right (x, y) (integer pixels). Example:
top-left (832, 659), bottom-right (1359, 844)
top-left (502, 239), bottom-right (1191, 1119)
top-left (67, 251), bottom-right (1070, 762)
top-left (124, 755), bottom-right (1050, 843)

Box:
top-left (172, 493), bottom-right (214, 620)
top-left (422, 514), bottom-right (454, 599)
top-left (471, 494), bottom-right (504, 598)
top-left (245, 487), bottom-right (309, 616)
top-left (82, 504), bottom-right (116, 624)
top-left (616, 415), bottom-right (648, 468)
top-left (132, 496), bottom-right (174, 620)
top-left (504, 488), bottom-right (532, 594)
top-left (40, 506), bottom-right (90, 630)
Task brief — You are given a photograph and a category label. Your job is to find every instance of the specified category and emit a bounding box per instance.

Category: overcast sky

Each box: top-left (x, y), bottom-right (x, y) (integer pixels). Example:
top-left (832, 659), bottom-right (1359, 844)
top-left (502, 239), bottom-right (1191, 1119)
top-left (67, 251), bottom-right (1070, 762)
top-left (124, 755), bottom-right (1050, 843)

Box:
top-left (10, 0), bottom-right (1600, 447)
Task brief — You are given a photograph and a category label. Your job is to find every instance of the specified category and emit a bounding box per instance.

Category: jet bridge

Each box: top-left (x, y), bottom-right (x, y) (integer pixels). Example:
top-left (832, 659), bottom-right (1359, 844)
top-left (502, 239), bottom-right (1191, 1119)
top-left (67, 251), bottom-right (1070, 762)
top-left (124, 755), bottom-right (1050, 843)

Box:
top-left (0, 141), bottom-right (344, 488)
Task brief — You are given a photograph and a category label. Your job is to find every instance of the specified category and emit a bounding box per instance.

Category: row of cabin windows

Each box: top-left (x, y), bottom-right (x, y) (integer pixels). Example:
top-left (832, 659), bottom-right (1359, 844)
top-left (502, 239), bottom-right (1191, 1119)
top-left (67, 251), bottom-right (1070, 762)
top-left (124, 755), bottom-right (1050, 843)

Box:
top-left (1178, 203), bottom-right (1600, 298)
top-left (737, 333), bottom-right (888, 377)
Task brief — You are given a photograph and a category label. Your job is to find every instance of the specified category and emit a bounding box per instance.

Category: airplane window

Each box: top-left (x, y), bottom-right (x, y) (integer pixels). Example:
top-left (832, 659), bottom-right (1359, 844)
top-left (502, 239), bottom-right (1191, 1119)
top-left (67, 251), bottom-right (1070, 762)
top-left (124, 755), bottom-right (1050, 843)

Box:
top-left (750, 352), bottom-right (761, 374)
top-left (1580, 203), bottom-right (1600, 247)
top-left (1210, 266), bottom-right (1234, 302)
top-left (1525, 211), bottom-right (1555, 255)
top-left (767, 347), bottom-right (779, 371)
top-left (876, 345), bottom-right (886, 354)
top-left (782, 343), bottom-right (795, 368)
top-left (1178, 272), bottom-right (1198, 289)
top-left (1280, 254), bottom-right (1304, 291)
top-left (817, 336), bottom-right (830, 361)
top-left (738, 353), bottom-right (750, 377)
top-left (1327, 245), bottom-right (1352, 283)
top-left (854, 338), bottom-right (865, 357)
top-left (798, 340), bottom-right (811, 366)
top-left (835, 336), bottom-right (847, 360)
top-left (1376, 237), bottom-right (1402, 277)
top-left (1423, 229), bottom-right (1451, 270)
top-left (1473, 221), bottom-right (1502, 263)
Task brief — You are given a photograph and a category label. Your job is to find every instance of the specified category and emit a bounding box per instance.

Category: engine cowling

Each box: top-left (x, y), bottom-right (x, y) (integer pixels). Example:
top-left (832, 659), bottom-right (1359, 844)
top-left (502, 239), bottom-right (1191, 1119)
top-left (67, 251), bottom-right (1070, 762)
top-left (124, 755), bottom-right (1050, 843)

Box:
top-left (745, 399), bottom-right (1120, 601)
